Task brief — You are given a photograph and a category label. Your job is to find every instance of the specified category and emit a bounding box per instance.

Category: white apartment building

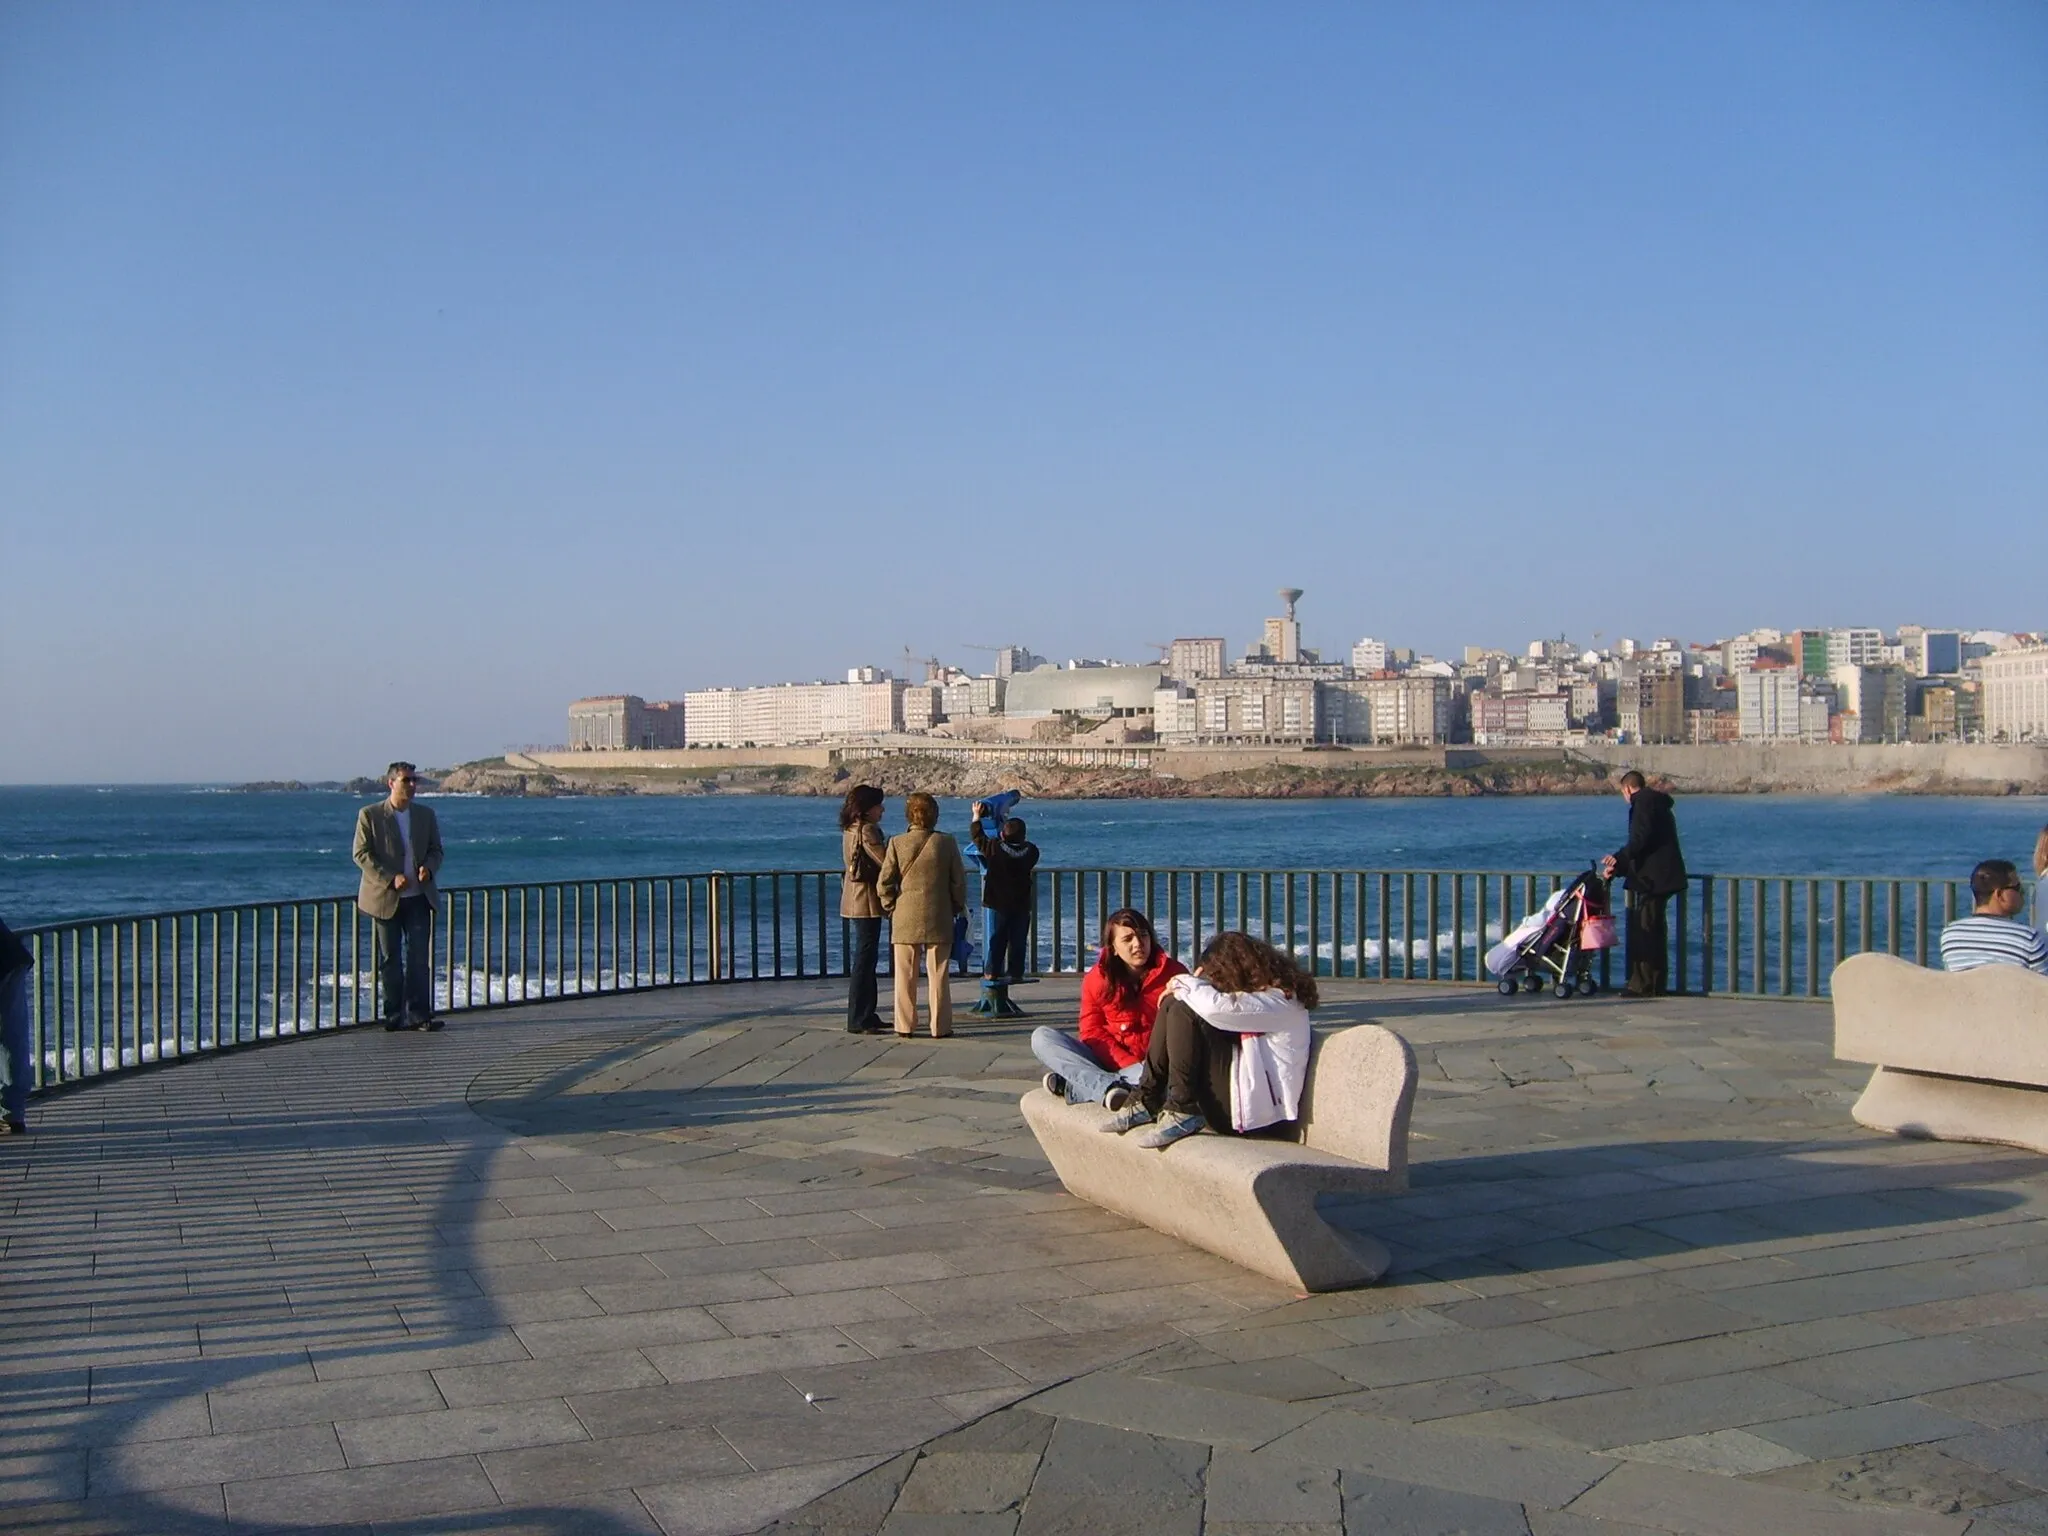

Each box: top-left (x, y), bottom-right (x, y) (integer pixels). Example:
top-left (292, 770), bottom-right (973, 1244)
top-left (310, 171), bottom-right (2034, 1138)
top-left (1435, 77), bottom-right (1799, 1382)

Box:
top-left (1152, 686), bottom-right (1199, 740)
top-left (941, 676), bottom-right (1007, 719)
top-left (1471, 691), bottom-right (1570, 746)
top-left (683, 688), bottom-right (740, 747)
top-left (822, 679), bottom-right (906, 737)
top-left (1350, 637), bottom-right (1389, 674)
top-left (902, 685), bottom-right (941, 732)
top-left (1826, 628), bottom-right (1886, 668)
top-left (737, 684), bottom-right (824, 747)
top-left (1356, 675), bottom-right (1454, 746)
top-left (1169, 638), bottom-right (1226, 681)
top-left (1983, 645), bottom-right (2048, 741)
top-left (1737, 670), bottom-right (1801, 740)
top-left (1187, 675), bottom-right (1321, 743)
top-left (682, 680), bottom-right (903, 746)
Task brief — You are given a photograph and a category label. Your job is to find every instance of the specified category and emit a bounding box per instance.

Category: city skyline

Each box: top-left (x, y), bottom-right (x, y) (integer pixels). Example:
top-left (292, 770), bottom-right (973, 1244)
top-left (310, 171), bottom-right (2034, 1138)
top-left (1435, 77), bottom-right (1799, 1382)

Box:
top-left (570, 608), bottom-right (2028, 706)
top-left (563, 608), bottom-right (2044, 754)
top-left (4, 5), bottom-right (2044, 781)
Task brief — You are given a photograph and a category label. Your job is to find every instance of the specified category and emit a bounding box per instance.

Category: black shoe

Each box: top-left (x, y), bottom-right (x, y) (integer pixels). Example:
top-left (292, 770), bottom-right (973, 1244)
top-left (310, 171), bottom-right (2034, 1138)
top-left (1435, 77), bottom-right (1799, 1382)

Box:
top-left (382, 1019), bottom-right (407, 1032)
top-left (423, 1017), bottom-right (444, 1032)
top-left (847, 1021), bottom-right (886, 1034)
top-left (0, 1118), bottom-right (26, 1136)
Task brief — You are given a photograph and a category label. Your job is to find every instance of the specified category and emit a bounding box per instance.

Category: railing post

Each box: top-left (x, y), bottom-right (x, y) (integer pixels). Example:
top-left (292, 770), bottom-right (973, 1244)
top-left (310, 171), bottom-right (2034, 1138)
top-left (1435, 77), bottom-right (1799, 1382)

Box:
top-left (1426, 873), bottom-right (1441, 983)
top-left (1450, 874), bottom-right (1463, 983)
top-left (1698, 877), bottom-right (1712, 997)
top-left (1673, 886), bottom-right (1689, 996)
top-left (1805, 882), bottom-right (1820, 998)
top-left (1376, 873), bottom-right (1391, 982)
top-left (707, 876), bottom-right (723, 982)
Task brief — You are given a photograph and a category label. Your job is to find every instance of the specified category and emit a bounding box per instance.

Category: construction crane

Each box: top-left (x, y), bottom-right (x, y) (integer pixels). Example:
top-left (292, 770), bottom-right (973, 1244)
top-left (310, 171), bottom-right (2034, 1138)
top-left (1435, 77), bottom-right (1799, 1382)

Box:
top-left (901, 646), bottom-right (945, 684)
top-left (963, 643), bottom-right (1040, 678)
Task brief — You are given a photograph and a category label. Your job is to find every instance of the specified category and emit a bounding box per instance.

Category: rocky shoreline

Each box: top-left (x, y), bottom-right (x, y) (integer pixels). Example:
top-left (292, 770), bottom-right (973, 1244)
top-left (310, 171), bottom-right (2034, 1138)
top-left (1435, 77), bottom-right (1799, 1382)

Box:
top-left (434, 755), bottom-right (1618, 801)
top-left (248, 749), bottom-right (2047, 801)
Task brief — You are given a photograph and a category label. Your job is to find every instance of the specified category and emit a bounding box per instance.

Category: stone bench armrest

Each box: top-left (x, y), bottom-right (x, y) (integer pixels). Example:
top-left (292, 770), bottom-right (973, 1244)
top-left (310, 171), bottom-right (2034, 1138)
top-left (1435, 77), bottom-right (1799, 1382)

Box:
top-left (1833, 950), bottom-right (2048, 1153)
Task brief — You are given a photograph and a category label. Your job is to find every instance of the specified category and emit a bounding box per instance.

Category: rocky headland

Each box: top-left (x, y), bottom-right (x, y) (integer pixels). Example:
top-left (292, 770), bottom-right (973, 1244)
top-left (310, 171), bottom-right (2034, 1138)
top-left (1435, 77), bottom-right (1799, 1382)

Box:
top-left (435, 755), bottom-right (1614, 801)
top-left (435, 742), bottom-right (2048, 801)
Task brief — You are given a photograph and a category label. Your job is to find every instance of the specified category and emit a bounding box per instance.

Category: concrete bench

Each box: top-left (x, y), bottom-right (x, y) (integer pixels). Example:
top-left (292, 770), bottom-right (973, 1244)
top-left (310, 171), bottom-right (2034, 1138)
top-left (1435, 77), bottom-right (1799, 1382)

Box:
top-left (1019, 1024), bottom-right (1417, 1292)
top-left (1834, 950), bottom-right (2048, 1154)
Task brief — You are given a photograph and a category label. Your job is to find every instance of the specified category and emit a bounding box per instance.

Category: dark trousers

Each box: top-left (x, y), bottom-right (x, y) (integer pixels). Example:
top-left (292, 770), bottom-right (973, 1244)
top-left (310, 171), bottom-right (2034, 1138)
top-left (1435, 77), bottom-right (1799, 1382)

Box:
top-left (984, 907), bottom-right (1028, 981)
top-left (1, 965), bottom-right (30, 1123)
top-left (1625, 890), bottom-right (1671, 996)
top-left (374, 898), bottom-right (436, 1024)
top-left (1138, 997), bottom-right (1237, 1126)
top-left (846, 917), bottom-right (883, 1032)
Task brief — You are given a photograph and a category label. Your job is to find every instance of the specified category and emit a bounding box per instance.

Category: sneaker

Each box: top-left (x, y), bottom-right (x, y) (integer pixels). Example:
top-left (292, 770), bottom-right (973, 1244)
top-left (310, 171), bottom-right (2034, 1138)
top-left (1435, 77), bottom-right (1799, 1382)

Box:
top-left (1103, 1084), bottom-right (1133, 1112)
top-left (1099, 1101), bottom-right (1154, 1134)
top-left (1041, 1072), bottom-right (1068, 1099)
top-left (1135, 1110), bottom-right (1206, 1150)
top-left (0, 1119), bottom-right (25, 1136)
top-left (423, 1017), bottom-right (445, 1032)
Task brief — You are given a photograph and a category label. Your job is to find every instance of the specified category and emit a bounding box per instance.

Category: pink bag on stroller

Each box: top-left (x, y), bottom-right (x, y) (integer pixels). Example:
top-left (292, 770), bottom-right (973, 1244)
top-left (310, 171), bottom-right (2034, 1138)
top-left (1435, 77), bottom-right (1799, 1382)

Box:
top-left (1580, 915), bottom-right (1618, 950)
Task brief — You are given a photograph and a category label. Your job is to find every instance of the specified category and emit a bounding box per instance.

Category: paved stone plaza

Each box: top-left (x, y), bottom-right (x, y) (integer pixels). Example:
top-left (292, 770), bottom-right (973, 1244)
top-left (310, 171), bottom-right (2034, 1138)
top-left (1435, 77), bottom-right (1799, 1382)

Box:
top-left (6, 975), bottom-right (2048, 1533)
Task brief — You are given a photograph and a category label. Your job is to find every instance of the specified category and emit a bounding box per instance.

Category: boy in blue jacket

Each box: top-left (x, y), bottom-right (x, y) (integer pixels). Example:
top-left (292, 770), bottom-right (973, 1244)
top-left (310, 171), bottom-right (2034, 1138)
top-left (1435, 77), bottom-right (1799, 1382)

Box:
top-left (970, 801), bottom-right (1040, 1010)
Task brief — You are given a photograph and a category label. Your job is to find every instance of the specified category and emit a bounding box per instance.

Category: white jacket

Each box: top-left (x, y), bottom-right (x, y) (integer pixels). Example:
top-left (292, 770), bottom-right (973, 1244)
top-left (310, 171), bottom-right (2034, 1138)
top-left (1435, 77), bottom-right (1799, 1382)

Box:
top-left (1167, 974), bottom-right (1313, 1132)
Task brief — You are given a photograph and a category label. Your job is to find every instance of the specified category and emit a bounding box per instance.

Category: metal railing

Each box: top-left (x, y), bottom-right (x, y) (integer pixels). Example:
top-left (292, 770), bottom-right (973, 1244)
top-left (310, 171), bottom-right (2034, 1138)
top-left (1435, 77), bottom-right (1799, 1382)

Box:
top-left (16, 865), bottom-right (2010, 1097)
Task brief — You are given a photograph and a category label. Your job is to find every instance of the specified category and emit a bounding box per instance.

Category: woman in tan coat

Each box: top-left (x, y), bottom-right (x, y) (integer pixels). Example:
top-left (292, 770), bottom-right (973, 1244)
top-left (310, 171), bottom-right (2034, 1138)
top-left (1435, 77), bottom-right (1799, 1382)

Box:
top-left (839, 784), bottom-right (889, 1035)
top-left (875, 792), bottom-right (968, 1038)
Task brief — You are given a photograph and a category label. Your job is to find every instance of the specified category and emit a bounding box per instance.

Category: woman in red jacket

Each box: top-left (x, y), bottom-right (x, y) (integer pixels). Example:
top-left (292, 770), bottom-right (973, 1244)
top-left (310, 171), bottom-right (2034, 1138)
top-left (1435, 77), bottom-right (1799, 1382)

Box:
top-left (1032, 907), bottom-right (1187, 1110)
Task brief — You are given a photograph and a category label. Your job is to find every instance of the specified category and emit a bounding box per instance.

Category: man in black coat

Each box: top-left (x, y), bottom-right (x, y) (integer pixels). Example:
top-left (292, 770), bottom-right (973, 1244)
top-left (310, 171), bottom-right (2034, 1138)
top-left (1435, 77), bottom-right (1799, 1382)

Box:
top-left (1600, 770), bottom-right (1687, 997)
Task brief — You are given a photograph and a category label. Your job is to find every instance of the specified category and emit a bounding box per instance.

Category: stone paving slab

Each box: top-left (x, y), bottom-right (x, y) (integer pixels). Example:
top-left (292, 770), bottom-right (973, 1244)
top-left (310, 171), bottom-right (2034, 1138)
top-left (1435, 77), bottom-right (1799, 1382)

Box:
top-left (8, 975), bottom-right (2048, 1533)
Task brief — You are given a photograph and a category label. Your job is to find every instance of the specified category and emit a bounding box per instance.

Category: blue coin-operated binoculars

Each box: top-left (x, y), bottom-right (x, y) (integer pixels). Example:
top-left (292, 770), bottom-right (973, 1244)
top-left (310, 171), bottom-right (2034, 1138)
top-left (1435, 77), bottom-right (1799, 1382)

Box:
top-left (975, 789), bottom-right (1023, 838)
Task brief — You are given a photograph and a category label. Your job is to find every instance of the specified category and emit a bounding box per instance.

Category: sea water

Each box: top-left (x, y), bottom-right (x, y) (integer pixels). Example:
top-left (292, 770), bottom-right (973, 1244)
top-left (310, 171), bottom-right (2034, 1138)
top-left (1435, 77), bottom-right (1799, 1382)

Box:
top-left (3, 785), bottom-right (2043, 927)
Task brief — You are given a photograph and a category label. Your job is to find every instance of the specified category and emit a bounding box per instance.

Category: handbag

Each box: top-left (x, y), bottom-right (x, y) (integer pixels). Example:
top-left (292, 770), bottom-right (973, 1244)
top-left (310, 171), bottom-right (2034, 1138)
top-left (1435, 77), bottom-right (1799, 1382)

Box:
top-left (846, 829), bottom-right (881, 887)
top-left (1579, 915), bottom-right (1618, 950)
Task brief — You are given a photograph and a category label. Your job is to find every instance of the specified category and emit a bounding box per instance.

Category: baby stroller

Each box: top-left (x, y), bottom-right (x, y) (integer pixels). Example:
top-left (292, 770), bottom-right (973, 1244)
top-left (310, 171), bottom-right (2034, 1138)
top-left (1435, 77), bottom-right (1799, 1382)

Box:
top-left (1485, 865), bottom-right (1617, 1000)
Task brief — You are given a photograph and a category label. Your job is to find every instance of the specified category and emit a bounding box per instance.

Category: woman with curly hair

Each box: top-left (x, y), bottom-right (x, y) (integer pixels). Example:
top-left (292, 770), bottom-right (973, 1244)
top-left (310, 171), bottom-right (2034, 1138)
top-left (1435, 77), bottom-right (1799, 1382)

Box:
top-left (875, 791), bottom-right (968, 1038)
top-left (1102, 930), bottom-right (1316, 1150)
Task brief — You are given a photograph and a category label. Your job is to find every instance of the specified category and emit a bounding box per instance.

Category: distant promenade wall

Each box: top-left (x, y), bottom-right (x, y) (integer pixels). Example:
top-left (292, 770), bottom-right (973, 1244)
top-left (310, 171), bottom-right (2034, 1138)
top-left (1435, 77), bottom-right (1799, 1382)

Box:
top-left (515, 747), bottom-right (837, 771)
top-left (1573, 741), bottom-right (2048, 794)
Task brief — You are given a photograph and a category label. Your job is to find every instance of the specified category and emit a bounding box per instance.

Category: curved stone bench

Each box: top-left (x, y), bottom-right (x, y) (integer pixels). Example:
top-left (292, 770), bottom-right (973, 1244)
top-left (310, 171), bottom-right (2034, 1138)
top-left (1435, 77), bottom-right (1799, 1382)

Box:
top-left (1834, 950), bottom-right (2048, 1153)
top-left (1019, 1024), bottom-right (1417, 1293)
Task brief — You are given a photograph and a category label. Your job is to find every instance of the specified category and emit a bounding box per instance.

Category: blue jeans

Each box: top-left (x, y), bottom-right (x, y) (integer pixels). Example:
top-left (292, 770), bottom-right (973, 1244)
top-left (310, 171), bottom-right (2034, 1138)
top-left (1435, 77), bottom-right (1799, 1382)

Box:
top-left (1031, 1027), bottom-right (1142, 1107)
top-left (984, 907), bottom-right (1028, 981)
top-left (373, 898), bottom-right (437, 1024)
top-left (1, 965), bottom-right (31, 1123)
top-left (846, 917), bottom-right (883, 1031)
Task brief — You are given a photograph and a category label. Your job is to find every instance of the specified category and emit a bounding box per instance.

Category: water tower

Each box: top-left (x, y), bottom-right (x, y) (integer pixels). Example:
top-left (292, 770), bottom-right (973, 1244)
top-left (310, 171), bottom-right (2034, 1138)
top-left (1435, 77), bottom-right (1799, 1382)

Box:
top-left (1265, 588), bottom-right (1305, 664)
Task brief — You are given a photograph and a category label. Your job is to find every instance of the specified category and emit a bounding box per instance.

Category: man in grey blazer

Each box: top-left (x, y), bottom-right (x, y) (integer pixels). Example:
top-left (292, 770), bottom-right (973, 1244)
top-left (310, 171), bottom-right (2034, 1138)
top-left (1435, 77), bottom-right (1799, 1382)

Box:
top-left (354, 762), bottom-right (445, 1031)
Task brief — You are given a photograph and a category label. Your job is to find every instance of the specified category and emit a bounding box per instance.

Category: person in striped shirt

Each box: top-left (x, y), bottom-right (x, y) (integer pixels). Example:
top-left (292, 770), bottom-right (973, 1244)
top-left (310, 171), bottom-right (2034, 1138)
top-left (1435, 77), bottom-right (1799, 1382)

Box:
top-left (1939, 860), bottom-right (2048, 976)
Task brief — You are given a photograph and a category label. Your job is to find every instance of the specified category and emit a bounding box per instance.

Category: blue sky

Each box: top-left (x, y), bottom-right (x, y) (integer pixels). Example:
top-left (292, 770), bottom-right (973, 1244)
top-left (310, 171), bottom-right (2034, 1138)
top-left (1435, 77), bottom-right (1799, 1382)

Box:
top-left (3, 1), bottom-right (2043, 780)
